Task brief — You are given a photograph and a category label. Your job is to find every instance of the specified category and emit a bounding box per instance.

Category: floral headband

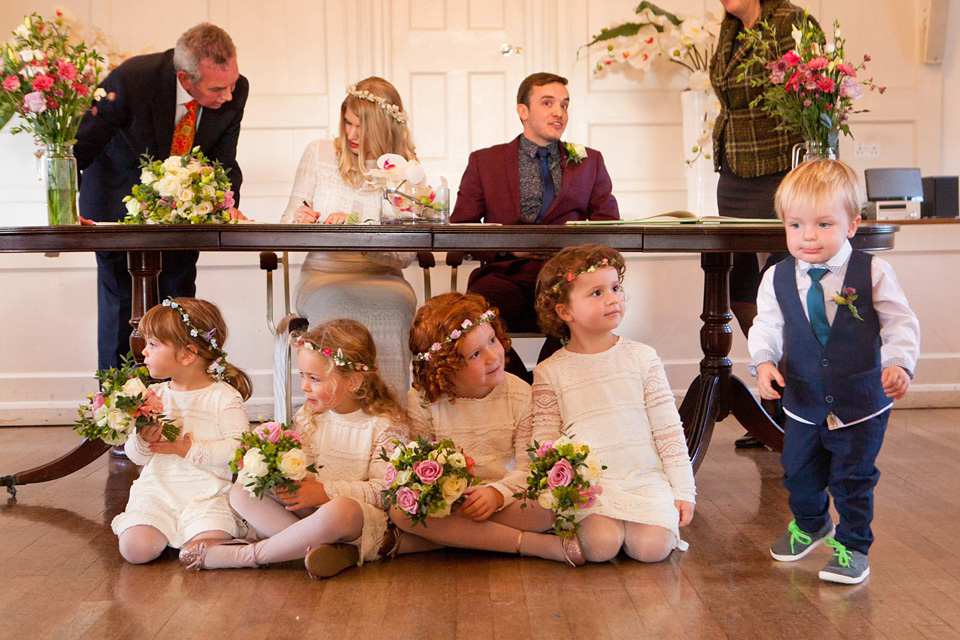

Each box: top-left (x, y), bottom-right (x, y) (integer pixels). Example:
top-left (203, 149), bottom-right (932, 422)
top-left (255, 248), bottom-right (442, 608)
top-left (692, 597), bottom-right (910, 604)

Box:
top-left (347, 84), bottom-right (408, 124)
top-left (161, 298), bottom-right (228, 380)
top-left (414, 309), bottom-right (497, 362)
top-left (290, 334), bottom-right (378, 372)
top-left (546, 257), bottom-right (621, 294)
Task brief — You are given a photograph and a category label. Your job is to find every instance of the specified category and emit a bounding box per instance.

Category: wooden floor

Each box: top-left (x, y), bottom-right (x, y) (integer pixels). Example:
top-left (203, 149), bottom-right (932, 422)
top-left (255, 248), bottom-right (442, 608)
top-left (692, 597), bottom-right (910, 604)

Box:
top-left (2, 410), bottom-right (959, 640)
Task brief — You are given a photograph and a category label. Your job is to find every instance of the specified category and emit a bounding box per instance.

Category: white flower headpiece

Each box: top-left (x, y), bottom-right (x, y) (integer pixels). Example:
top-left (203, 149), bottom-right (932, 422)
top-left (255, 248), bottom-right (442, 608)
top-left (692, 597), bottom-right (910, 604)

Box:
top-left (161, 298), bottom-right (228, 380)
top-left (414, 309), bottom-right (497, 362)
top-left (347, 84), bottom-right (408, 124)
top-left (290, 334), bottom-right (378, 372)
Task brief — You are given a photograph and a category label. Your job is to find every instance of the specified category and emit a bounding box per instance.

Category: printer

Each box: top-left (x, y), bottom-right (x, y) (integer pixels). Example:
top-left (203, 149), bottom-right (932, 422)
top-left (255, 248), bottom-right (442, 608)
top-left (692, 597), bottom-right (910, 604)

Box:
top-left (863, 168), bottom-right (923, 220)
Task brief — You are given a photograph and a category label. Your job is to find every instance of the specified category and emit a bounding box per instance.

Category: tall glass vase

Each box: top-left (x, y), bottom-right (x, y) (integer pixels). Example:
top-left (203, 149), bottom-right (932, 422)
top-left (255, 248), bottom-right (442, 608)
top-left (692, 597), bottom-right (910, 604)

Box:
top-left (791, 140), bottom-right (838, 168)
top-left (43, 143), bottom-right (79, 226)
top-left (680, 90), bottom-right (719, 217)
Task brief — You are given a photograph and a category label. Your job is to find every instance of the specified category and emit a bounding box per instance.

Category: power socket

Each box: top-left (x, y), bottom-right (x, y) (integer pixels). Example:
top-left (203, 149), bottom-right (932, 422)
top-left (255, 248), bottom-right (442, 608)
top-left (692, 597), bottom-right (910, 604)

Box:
top-left (855, 141), bottom-right (881, 158)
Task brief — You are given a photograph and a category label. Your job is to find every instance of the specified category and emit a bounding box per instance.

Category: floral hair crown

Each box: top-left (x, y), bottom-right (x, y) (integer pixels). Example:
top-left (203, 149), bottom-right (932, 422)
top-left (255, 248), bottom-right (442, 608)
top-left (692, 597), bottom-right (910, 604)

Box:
top-left (290, 334), bottom-right (378, 372)
top-left (547, 257), bottom-right (621, 294)
top-left (414, 309), bottom-right (497, 362)
top-left (347, 84), bottom-right (408, 124)
top-left (161, 298), bottom-right (228, 380)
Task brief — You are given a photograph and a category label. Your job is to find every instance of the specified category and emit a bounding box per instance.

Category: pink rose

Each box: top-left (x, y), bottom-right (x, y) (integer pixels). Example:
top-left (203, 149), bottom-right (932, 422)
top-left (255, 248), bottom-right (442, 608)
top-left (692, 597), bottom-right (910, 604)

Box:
top-left (284, 430), bottom-right (301, 444)
top-left (260, 421), bottom-right (284, 443)
top-left (546, 459), bottom-right (574, 489)
top-left (414, 459), bottom-right (443, 484)
top-left (2, 75), bottom-right (19, 91)
top-left (24, 91), bottom-right (46, 113)
top-left (91, 392), bottom-right (105, 411)
top-left (536, 441), bottom-right (555, 457)
top-left (395, 486), bottom-right (420, 514)
top-left (223, 191), bottom-right (235, 209)
top-left (383, 465), bottom-right (397, 486)
top-left (579, 485), bottom-right (603, 509)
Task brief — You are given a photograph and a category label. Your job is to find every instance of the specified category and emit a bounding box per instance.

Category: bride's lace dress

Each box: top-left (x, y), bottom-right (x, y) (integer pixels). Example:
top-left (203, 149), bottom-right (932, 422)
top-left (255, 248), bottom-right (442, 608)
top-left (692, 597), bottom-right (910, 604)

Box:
top-left (276, 139), bottom-right (417, 405)
top-left (532, 338), bottom-right (696, 544)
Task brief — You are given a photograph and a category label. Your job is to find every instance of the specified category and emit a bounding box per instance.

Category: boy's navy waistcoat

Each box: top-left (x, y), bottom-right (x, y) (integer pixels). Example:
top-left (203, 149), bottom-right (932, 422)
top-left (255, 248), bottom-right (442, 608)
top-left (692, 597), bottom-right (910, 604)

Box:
top-left (774, 250), bottom-right (887, 424)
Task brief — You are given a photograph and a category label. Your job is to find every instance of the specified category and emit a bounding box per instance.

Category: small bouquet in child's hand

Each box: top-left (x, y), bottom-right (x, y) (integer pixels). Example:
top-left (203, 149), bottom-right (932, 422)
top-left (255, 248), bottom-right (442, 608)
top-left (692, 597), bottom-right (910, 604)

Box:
top-left (74, 353), bottom-right (180, 446)
top-left (514, 435), bottom-right (605, 537)
top-left (121, 146), bottom-right (236, 224)
top-left (380, 435), bottom-right (481, 527)
top-left (231, 422), bottom-right (319, 499)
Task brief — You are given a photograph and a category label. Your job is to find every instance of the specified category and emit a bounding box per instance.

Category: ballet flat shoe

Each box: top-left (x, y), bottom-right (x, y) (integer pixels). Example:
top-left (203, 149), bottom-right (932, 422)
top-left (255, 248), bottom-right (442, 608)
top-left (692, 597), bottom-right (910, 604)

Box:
top-left (179, 538), bottom-right (250, 571)
top-left (561, 534), bottom-right (586, 567)
top-left (304, 544), bottom-right (360, 580)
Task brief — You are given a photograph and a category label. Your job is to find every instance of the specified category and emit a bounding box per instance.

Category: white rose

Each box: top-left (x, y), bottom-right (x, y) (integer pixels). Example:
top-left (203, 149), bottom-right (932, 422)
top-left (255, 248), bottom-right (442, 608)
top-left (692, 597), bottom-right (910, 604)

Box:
top-left (446, 451), bottom-right (466, 469)
top-left (125, 199), bottom-right (141, 216)
top-left (121, 377), bottom-right (147, 397)
top-left (440, 476), bottom-right (467, 504)
top-left (582, 455), bottom-right (603, 483)
top-left (194, 201), bottom-right (213, 216)
top-left (394, 469), bottom-right (413, 486)
top-left (140, 169), bottom-right (158, 185)
top-left (93, 404), bottom-right (109, 425)
top-left (173, 166), bottom-right (191, 182)
top-left (278, 448), bottom-right (308, 481)
top-left (242, 448), bottom-right (269, 478)
top-left (554, 435), bottom-right (573, 449)
top-left (178, 187), bottom-right (195, 202)
top-left (156, 174), bottom-right (181, 197)
top-left (163, 156), bottom-right (184, 172)
top-left (105, 408), bottom-right (128, 432)
top-left (202, 184), bottom-right (216, 198)
top-left (186, 161), bottom-right (202, 174)
top-left (537, 490), bottom-right (558, 511)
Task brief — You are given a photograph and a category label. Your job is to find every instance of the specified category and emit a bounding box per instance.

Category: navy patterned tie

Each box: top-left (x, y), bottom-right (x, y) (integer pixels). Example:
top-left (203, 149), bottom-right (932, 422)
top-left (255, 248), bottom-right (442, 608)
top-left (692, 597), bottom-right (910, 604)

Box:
top-left (807, 267), bottom-right (831, 346)
top-left (536, 147), bottom-right (555, 223)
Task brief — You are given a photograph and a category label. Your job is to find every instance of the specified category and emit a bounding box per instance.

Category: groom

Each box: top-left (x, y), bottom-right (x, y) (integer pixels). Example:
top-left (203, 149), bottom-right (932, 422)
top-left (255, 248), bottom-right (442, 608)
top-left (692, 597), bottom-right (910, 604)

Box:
top-left (451, 72), bottom-right (619, 380)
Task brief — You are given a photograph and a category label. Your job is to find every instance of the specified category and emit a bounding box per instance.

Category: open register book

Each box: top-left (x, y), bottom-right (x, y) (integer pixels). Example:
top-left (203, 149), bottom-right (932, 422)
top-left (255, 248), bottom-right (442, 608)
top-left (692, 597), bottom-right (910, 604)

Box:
top-left (565, 211), bottom-right (782, 226)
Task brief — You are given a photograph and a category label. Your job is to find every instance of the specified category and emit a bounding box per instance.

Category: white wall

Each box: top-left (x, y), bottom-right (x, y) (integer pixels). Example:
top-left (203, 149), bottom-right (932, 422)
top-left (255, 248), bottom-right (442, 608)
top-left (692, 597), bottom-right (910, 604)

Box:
top-left (1, 0), bottom-right (957, 425)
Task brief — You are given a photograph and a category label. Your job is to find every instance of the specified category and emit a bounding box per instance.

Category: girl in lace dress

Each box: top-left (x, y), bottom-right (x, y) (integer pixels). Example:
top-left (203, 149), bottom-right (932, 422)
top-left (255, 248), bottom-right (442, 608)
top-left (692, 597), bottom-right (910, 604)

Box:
top-left (112, 297), bottom-right (253, 564)
top-left (533, 245), bottom-right (696, 563)
top-left (388, 292), bottom-right (586, 566)
top-left (180, 319), bottom-right (435, 578)
top-left (273, 77), bottom-right (420, 415)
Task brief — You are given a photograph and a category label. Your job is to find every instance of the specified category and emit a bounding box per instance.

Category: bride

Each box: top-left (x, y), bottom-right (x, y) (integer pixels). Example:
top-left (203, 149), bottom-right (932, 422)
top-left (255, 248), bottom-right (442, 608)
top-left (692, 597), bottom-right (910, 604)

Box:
top-left (276, 77), bottom-right (419, 413)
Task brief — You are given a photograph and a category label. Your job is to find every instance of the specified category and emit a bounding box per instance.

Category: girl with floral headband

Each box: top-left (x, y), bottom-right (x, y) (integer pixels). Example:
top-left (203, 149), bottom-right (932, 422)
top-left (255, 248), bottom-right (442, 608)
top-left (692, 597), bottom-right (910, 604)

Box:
top-left (389, 292), bottom-right (586, 566)
top-left (533, 245), bottom-right (696, 564)
top-left (274, 77), bottom-right (420, 416)
top-left (112, 297), bottom-right (253, 564)
top-left (181, 319), bottom-right (436, 578)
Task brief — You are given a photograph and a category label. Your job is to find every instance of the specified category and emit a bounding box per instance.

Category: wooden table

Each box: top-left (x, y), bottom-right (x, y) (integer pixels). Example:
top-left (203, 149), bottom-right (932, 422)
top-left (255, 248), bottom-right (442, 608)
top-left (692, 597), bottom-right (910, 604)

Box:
top-left (0, 222), bottom-right (899, 494)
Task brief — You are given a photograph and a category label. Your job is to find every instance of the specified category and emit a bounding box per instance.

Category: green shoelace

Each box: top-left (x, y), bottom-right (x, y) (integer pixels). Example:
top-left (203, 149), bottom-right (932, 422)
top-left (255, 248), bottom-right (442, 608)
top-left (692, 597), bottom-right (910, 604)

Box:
top-left (824, 536), bottom-right (852, 567)
top-left (787, 520), bottom-right (813, 553)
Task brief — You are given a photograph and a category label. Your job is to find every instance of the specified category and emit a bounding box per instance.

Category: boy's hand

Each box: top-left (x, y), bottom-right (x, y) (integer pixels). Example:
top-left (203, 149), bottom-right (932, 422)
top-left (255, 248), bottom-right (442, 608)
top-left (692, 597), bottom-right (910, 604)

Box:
top-left (458, 486), bottom-right (504, 521)
top-left (676, 500), bottom-right (695, 527)
top-left (756, 362), bottom-right (785, 400)
top-left (882, 365), bottom-right (910, 399)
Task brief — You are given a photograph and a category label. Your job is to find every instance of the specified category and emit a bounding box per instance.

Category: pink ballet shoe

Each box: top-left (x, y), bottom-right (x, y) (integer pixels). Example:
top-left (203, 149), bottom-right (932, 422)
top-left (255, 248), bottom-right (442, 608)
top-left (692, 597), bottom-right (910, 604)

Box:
top-left (561, 534), bottom-right (586, 567)
top-left (304, 544), bottom-right (360, 580)
top-left (179, 538), bottom-right (252, 571)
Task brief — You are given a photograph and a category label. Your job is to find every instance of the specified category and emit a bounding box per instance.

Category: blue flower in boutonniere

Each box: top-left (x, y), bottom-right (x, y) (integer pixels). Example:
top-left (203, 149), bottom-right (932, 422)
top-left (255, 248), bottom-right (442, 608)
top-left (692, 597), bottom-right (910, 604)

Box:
top-left (564, 142), bottom-right (587, 165)
top-left (831, 286), bottom-right (864, 321)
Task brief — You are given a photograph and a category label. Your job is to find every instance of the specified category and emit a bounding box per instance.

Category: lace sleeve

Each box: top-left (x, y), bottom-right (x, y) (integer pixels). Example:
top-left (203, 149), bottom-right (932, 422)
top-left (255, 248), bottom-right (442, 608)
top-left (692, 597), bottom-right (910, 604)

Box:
top-left (185, 392), bottom-right (250, 471)
top-left (323, 416), bottom-right (407, 508)
top-left (488, 401), bottom-right (535, 508)
top-left (643, 354), bottom-right (696, 503)
top-left (405, 388), bottom-right (434, 439)
top-left (280, 141), bottom-right (321, 223)
top-left (123, 432), bottom-right (154, 465)
top-left (531, 369), bottom-right (564, 442)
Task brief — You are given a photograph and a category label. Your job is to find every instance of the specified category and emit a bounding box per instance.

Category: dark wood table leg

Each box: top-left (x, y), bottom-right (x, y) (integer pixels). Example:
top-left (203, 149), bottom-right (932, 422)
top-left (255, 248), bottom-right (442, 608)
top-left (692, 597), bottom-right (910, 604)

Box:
top-left (2, 250), bottom-right (163, 493)
top-left (678, 252), bottom-right (783, 473)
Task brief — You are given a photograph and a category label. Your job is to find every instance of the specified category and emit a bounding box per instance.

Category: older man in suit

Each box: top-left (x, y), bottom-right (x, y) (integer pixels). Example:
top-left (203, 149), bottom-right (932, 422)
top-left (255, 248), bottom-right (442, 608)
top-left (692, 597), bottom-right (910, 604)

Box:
top-left (451, 72), bottom-right (619, 380)
top-left (75, 23), bottom-right (248, 369)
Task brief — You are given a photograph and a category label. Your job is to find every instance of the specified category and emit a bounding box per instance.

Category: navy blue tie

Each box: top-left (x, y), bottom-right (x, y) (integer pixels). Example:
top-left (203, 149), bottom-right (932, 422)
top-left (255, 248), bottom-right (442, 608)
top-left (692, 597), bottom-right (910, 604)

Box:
top-left (807, 267), bottom-right (831, 346)
top-left (536, 147), bottom-right (555, 222)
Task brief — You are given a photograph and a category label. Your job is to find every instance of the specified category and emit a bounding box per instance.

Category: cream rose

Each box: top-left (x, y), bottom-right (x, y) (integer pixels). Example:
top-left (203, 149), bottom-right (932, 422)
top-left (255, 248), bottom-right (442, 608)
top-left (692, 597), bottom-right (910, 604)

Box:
top-left (125, 198), bottom-right (141, 216)
top-left (140, 169), bottom-right (158, 186)
top-left (537, 489), bottom-right (558, 511)
top-left (186, 161), bottom-right (202, 174)
top-left (178, 187), bottom-right (195, 202)
top-left (105, 408), bottom-right (128, 432)
top-left (163, 156), bottom-right (184, 172)
top-left (121, 377), bottom-right (147, 397)
top-left (582, 455), bottom-right (603, 483)
top-left (242, 448), bottom-right (269, 478)
top-left (440, 476), bottom-right (467, 504)
top-left (172, 166), bottom-right (191, 182)
top-left (194, 201), bottom-right (213, 216)
top-left (278, 448), bottom-right (308, 481)
top-left (156, 174), bottom-right (182, 197)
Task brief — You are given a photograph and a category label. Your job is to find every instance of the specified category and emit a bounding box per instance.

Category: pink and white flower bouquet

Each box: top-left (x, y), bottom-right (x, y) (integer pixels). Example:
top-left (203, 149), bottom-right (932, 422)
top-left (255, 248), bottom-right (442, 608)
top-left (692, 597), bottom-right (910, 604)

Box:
top-left (74, 353), bottom-right (180, 446)
top-left (380, 435), bottom-right (481, 528)
top-left (121, 147), bottom-right (235, 224)
top-left (737, 11), bottom-right (884, 151)
top-left (0, 12), bottom-right (105, 144)
top-left (514, 435), bottom-right (605, 537)
top-left (231, 422), bottom-right (319, 499)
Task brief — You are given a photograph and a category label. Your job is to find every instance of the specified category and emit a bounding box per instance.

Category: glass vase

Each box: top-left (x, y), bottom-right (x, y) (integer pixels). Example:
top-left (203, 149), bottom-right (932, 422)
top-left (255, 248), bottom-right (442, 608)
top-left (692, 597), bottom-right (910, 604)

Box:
top-left (43, 143), bottom-right (79, 226)
top-left (791, 140), bottom-right (839, 168)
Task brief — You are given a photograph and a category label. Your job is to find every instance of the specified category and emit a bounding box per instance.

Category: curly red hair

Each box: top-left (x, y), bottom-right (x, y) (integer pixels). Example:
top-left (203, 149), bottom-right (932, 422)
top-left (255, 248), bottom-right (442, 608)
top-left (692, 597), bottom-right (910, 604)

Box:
top-left (409, 292), bottom-right (512, 403)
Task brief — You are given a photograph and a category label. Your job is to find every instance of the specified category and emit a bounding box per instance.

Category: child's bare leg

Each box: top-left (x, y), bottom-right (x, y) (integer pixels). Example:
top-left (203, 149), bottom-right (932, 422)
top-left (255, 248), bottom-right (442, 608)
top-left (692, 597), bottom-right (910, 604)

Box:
top-left (229, 482), bottom-right (299, 538)
top-left (184, 530), bottom-right (232, 544)
top-left (118, 525), bottom-right (169, 564)
top-left (622, 522), bottom-right (675, 563)
top-left (576, 514), bottom-right (625, 563)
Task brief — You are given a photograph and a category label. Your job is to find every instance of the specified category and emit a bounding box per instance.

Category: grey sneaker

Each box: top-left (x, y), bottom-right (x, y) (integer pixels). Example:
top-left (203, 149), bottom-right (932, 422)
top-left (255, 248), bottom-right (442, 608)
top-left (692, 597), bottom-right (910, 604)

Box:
top-left (770, 519), bottom-right (835, 562)
top-left (819, 537), bottom-right (870, 584)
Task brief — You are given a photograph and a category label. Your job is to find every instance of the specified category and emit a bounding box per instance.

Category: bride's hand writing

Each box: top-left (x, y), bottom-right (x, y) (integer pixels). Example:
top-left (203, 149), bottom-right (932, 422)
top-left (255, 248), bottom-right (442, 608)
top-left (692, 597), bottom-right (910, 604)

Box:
top-left (293, 205), bottom-right (319, 224)
top-left (323, 212), bottom-right (348, 225)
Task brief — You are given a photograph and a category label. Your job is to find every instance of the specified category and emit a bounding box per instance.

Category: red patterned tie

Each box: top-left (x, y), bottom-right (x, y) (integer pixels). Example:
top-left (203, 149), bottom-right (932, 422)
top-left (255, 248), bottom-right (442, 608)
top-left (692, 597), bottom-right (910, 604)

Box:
top-left (170, 99), bottom-right (199, 155)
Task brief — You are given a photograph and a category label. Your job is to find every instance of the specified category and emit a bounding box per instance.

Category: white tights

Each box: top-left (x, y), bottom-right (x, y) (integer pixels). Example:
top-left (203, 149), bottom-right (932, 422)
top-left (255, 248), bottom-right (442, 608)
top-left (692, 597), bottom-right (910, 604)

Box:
top-left (576, 514), bottom-right (675, 563)
top-left (118, 525), bottom-right (231, 564)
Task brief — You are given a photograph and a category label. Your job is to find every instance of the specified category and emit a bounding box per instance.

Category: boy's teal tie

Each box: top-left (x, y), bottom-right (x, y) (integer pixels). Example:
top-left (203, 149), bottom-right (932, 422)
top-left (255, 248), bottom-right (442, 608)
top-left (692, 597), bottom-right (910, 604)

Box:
top-left (807, 267), bottom-right (831, 346)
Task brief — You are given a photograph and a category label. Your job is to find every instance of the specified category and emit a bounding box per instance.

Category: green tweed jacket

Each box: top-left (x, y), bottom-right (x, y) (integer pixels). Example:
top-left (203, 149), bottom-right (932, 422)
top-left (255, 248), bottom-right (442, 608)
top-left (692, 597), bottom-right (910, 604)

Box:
top-left (710, 0), bottom-right (817, 178)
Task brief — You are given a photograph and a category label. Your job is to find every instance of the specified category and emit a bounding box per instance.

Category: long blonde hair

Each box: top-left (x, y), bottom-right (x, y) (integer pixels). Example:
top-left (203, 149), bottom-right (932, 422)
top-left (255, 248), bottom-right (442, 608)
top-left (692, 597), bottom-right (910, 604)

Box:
top-left (335, 76), bottom-right (417, 189)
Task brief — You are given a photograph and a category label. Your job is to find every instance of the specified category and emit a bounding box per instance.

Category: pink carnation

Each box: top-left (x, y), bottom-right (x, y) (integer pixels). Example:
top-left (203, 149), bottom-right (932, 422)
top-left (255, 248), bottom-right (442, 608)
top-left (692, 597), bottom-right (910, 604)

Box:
top-left (807, 57), bottom-right (829, 71)
top-left (395, 486), bottom-right (420, 514)
top-left (413, 459), bottom-right (443, 484)
top-left (546, 459), bottom-right (575, 489)
top-left (31, 74), bottom-right (54, 92)
top-left (223, 191), bottom-right (235, 209)
top-left (2, 75), bottom-right (19, 91)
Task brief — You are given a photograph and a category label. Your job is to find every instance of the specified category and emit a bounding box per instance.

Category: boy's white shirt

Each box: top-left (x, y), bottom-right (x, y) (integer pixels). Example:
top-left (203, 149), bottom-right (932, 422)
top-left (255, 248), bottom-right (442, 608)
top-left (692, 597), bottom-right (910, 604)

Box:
top-left (748, 240), bottom-right (921, 379)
